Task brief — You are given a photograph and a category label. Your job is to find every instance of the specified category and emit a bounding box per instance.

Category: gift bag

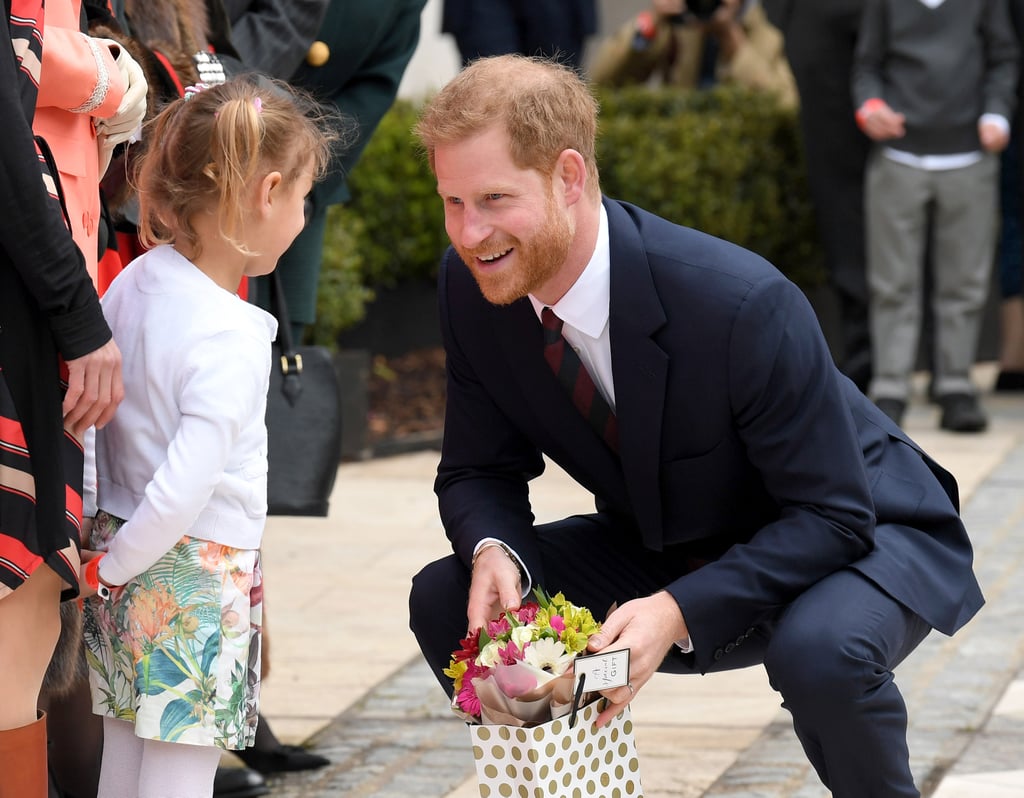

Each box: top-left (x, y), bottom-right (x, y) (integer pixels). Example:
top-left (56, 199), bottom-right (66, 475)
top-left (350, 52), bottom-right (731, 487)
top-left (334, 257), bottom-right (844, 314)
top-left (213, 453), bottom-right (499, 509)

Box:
top-left (468, 699), bottom-right (643, 798)
top-left (266, 272), bottom-right (342, 516)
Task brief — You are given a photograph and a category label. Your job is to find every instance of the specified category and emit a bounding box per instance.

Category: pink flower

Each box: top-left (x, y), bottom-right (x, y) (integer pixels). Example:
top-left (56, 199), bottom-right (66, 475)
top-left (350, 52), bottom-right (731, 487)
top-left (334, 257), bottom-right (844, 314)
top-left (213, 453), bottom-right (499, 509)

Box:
top-left (456, 682), bottom-right (482, 717)
top-left (549, 615), bottom-right (565, 633)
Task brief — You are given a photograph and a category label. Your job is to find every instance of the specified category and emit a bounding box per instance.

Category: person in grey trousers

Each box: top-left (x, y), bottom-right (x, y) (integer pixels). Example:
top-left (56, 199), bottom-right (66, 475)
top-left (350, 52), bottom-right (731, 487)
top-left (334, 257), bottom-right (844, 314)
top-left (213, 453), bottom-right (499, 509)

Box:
top-left (852, 0), bottom-right (1019, 432)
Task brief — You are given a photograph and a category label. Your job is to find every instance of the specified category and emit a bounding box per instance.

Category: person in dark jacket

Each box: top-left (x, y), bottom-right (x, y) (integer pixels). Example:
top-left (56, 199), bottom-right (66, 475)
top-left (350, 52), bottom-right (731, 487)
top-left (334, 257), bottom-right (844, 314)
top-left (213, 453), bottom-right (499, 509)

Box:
top-left (442, 0), bottom-right (596, 72)
top-left (0, 3), bottom-right (123, 794)
top-left (408, 54), bottom-right (984, 798)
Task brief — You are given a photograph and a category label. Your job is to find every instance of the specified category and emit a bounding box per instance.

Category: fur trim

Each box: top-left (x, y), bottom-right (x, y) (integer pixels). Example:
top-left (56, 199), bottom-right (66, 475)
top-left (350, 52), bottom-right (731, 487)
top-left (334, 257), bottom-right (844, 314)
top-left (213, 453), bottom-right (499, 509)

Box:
top-left (40, 603), bottom-right (87, 700)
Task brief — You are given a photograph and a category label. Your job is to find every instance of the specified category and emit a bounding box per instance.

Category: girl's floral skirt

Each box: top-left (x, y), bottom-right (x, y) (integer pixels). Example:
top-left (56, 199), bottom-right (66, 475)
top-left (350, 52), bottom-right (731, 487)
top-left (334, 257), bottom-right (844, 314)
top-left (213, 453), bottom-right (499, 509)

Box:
top-left (82, 511), bottom-right (262, 750)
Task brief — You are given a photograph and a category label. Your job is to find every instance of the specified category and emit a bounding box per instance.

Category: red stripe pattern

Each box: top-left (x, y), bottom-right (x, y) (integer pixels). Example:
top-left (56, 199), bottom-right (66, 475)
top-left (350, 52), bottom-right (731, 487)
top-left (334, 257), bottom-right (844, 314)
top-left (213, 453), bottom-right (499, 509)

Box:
top-left (0, 367), bottom-right (82, 597)
top-left (541, 308), bottom-right (619, 452)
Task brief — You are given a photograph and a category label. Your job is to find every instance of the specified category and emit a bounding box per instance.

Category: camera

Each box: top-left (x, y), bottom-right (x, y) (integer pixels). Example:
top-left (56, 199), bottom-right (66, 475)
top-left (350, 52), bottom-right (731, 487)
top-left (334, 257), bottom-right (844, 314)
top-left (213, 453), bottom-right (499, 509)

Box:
top-left (670, 0), bottom-right (723, 22)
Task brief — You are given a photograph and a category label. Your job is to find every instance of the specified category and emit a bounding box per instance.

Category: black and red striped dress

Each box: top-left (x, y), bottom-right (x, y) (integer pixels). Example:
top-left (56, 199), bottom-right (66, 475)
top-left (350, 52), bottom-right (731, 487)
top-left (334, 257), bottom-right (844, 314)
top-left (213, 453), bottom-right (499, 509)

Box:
top-left (0, 0), bottom-right (113, 601)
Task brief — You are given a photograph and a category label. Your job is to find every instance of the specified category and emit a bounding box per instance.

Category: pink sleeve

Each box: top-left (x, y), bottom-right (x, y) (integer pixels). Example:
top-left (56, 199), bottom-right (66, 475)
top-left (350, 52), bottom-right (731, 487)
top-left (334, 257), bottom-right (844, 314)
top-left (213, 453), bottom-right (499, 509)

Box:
top-left (37, 28), bottom-right (126, 119)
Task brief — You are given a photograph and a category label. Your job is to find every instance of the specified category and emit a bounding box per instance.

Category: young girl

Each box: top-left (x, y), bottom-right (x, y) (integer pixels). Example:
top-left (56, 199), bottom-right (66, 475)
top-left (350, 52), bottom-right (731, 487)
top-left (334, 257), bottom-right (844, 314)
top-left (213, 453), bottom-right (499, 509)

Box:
top-left (81, 78), bottom-right (332, 798)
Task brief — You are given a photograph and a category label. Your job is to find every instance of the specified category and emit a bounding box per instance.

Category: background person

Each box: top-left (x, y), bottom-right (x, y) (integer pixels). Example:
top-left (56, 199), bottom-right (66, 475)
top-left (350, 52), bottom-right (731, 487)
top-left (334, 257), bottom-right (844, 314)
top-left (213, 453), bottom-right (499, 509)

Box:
top-left (589, 0), bottom-right (797, 110)
top-left (762, 0), bottom-right (873, 393)
top-left (852, 0), bottom-right (1018, 431)
top-left (0, 4), bottom-right (123, 795)
top-left (233, 0), bottom-right (427, 344)
top-left (441, 0), bottom-right (596, 72)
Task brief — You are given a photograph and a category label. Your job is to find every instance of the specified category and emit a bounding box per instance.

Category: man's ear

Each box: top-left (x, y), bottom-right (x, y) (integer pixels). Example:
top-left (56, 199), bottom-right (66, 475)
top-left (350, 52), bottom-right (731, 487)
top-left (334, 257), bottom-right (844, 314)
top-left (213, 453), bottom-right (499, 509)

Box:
top-left (555, 149), bottom-right (587, 206)
top-left (257, 171), bottom-right (284, 216)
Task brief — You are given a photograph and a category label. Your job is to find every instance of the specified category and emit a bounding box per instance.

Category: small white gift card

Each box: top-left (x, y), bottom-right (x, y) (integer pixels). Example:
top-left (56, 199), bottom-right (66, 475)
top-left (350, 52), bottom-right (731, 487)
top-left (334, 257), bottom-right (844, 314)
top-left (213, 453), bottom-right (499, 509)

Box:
top-left (573, 648), bottom-right (630, 690)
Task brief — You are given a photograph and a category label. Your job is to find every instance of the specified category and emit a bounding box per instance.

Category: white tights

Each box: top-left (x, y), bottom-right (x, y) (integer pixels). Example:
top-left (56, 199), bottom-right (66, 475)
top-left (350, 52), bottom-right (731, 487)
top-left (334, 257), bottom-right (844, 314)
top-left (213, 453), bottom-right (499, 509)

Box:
top-left (98, 717), bottom-right (222, 798)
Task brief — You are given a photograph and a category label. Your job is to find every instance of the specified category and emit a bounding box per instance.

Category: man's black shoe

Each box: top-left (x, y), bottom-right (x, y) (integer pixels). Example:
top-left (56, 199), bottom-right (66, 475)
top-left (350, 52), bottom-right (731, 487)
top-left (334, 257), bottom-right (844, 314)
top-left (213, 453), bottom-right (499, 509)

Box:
top-left (236, 743), bottom-right (330, 775)
top-left (938, 393), bottom-right (988, 433)
top-left (874, 397), bottom-right (907, 427)
top-left (213, 767), bottom-right (269, 798)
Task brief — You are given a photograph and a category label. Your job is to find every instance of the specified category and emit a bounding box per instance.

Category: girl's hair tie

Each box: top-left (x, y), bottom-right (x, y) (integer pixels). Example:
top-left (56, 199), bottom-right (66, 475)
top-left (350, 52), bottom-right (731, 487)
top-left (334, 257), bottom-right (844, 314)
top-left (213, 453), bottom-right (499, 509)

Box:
top-left (183, 83), bottom-right (210, 100)
top-left (253, 97), bottom-right (263, 114)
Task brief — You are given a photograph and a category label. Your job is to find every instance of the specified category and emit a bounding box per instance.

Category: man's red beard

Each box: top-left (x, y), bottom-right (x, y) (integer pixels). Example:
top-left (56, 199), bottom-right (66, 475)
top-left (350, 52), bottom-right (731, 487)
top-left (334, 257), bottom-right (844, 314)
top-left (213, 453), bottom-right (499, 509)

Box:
top-left (456, 196), bottom-right (574, 306)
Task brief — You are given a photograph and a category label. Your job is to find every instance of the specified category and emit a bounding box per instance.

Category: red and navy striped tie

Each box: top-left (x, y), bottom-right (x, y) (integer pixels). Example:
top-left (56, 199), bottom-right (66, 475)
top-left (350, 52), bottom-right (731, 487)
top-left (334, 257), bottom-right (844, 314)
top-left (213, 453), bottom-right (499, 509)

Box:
top-left (541, 307), bottom-right (619, 452)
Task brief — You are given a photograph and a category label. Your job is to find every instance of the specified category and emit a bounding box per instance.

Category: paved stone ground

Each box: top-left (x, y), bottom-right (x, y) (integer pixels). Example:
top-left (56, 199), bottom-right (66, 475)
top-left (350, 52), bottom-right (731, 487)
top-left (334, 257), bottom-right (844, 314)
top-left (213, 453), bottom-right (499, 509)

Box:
top-left (266, 411), bottom-right (1024, 798)
top-left (264, 658), bottom-right (472, 797)
top-left (704, 437), bottom-right (1024, 798)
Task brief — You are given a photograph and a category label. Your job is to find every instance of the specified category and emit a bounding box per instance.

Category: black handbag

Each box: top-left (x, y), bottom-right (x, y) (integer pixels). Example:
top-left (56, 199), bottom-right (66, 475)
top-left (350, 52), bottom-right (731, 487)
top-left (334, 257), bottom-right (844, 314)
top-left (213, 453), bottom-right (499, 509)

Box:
top-left (265, 272), bottom-right (342, 516)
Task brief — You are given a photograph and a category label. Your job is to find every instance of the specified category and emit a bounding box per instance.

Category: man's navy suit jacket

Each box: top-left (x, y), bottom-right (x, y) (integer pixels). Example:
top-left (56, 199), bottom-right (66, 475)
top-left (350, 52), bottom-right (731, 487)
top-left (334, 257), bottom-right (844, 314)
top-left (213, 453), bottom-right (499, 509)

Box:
top-left (435, 198), bottom-right (984, 673)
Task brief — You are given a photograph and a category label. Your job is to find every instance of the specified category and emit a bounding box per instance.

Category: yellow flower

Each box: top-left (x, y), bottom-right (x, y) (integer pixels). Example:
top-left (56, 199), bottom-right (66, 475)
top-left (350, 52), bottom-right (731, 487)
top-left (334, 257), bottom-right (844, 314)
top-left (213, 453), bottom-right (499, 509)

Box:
top-left (444, 658), bottom-right (468, 692)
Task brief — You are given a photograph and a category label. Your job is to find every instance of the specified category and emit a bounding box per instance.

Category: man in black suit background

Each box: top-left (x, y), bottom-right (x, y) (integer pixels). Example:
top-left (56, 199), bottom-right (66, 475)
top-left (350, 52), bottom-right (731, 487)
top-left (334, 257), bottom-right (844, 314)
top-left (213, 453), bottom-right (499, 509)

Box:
top-left (408, 54), bottom-right (983, 798)
top-left (442, 0), bottom-right (596, 71)
top-left (762, 0), bottom-right (873, 393)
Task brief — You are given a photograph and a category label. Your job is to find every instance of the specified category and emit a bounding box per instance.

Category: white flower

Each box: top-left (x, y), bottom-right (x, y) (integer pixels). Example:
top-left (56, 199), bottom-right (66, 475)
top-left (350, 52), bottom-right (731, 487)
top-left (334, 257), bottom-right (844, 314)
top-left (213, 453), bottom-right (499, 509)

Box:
top-left (509, 625), bottom-right (534, 649)
top-left (477, 640), bottom-right (502, 668)
top-left (523, 638), bottom-right (573, 675)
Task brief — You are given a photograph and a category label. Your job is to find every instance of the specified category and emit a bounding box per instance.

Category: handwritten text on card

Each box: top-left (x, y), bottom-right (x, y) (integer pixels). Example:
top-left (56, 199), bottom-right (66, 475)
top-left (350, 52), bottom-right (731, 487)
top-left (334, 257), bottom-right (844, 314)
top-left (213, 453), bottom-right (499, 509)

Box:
top-left (573, 648), bottom-right (630, 690)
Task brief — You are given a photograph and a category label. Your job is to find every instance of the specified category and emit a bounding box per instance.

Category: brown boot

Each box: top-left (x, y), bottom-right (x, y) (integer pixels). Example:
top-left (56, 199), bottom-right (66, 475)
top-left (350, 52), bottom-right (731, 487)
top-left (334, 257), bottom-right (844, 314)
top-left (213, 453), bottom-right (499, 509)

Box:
top-left (0, 712), bottom-right (48, 798)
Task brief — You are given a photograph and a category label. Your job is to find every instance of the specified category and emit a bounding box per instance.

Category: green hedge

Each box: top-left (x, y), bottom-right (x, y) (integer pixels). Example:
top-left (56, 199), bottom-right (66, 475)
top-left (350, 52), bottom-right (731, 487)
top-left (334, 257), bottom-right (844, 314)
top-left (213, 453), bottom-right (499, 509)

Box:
top-left (311, 85), bottom-right (822, 347)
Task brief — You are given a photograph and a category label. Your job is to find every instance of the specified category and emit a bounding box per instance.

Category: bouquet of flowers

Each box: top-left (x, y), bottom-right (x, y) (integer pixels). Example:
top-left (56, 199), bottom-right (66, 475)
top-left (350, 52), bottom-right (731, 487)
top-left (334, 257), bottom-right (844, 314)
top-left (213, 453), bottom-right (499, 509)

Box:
top-left (445, 587), bottom-right (601, 726)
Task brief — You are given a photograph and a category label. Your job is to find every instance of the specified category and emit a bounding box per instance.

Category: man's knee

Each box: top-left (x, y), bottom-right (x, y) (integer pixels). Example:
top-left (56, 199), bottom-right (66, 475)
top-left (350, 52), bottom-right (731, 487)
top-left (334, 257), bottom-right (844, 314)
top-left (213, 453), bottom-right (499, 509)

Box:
top-left (409, 556), bottom-right (469, 645)
top-left (763, 618), bottom-right (873, 709)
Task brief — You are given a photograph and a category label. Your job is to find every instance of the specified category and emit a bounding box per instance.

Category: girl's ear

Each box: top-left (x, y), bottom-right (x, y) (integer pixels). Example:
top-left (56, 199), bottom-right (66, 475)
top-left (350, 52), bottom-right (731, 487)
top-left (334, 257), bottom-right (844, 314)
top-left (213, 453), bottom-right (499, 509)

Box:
top-left (257, 171), bottom-right (284, 216)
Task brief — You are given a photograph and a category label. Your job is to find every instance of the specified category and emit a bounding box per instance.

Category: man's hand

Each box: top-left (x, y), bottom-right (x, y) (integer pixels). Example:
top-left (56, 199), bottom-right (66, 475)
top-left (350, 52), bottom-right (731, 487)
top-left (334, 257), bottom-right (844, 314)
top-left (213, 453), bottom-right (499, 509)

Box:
top-left (979, 119), bottom-right (1010, 153)
top-left (702, 0), bottom-right (744, 59)
top-left (466, 545), bottom-right (522, 633)
top-left (63, 339), bottom-right (124, 436)
top-left (856, 99), bottom-right (906, 141)
top-left (585, 591), bottom-right (688, 727)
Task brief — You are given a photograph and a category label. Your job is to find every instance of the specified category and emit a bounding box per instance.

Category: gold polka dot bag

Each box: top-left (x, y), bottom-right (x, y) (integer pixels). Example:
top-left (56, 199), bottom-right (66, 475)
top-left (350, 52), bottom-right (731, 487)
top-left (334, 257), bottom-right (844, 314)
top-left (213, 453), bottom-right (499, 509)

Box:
top-left (446, 588), bottom-right (644, 797)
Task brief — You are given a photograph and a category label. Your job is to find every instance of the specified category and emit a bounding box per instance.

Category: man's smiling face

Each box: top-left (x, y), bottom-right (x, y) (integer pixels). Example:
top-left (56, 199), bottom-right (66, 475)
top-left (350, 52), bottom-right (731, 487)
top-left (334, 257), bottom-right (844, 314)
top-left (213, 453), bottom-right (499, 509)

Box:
top-left (434, 124), bottom-right (574, 306)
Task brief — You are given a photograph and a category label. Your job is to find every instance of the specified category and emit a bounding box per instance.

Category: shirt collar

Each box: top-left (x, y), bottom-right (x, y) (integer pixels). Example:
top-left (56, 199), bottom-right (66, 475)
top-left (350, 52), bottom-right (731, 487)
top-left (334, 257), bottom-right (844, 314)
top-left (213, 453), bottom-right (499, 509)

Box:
top-left (528, 204), bottom-right (610, 338)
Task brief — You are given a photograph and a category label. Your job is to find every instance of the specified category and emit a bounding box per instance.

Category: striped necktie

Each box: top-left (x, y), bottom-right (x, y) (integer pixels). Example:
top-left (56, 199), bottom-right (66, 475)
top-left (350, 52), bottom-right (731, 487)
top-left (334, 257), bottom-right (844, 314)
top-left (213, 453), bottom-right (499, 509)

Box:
top-left (541, 307), bottom-right (619, 452)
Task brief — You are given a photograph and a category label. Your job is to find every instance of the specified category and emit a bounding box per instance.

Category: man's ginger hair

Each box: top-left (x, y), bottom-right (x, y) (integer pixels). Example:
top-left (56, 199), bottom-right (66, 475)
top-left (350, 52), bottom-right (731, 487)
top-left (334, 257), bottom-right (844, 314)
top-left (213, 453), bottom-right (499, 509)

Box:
top-left (415, 54), bottom-right (601, 198)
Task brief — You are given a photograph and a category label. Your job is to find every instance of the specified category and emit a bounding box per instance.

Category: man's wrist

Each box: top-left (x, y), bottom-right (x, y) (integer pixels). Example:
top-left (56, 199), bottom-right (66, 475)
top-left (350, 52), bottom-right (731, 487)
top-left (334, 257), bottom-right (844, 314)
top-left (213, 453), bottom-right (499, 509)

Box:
top-left (472, 541), bottom-right (518, 572)
top-left (472, 539), bottom-right (530, 588)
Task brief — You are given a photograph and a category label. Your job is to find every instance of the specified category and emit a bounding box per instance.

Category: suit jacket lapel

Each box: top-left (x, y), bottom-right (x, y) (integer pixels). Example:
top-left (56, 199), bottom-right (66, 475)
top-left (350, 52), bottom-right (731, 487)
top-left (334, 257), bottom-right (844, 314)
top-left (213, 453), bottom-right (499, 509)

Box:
top-left (606, 200), bottom-right (669, 550)
top-left (492, 300), bottom-right (619, 474)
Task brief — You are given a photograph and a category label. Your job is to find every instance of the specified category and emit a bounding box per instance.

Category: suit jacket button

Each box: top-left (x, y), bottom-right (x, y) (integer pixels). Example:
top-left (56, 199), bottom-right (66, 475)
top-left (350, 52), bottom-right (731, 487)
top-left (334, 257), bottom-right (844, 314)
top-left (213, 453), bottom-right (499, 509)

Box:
top-left (724, 642), bottom-right (735, 653)
top-left (713, 648), bottom-right (724, 660)
top-left (306, 40), bottom-right (330, 66)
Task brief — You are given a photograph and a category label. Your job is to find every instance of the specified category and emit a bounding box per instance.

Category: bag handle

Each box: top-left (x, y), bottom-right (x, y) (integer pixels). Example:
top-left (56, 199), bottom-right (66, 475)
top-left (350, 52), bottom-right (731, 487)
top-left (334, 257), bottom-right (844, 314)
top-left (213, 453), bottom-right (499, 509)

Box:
top-left (269, 271), bottom-right (303, 406)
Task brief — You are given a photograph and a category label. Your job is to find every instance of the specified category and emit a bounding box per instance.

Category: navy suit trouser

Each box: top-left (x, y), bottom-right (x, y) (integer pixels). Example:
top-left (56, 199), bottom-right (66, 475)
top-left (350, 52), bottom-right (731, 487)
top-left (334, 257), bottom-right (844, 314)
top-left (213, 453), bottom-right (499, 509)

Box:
top-left (447, 0), bottom-right (588, 71)
top-left (409, 514), bottom-right (931, 797)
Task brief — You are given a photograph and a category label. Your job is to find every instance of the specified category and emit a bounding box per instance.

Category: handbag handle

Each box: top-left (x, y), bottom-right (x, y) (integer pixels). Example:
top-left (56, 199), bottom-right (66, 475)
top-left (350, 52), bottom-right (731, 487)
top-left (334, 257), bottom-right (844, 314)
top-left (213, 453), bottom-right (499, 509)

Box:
top-left (269, 271), bottom-right (303, 406)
